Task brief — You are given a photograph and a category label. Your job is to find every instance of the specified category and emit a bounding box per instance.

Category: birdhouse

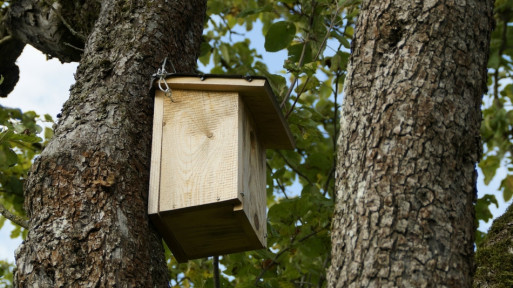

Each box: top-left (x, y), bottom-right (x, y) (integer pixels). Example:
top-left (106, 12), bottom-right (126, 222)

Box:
top-left (148, 75), bottom-right (294, 262)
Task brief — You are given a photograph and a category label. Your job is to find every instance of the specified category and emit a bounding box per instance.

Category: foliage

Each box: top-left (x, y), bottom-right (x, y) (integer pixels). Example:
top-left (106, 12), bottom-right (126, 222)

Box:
top-left (0, 105), bottom-right (53, 283)
top-left (478, 0), bottom-right (513, 245)
top-left (177, 0), bottom-right (513, 283)
top-left (0, 259), bottom-right (13, 288)
top-left (165, 0), bottom-right (358, 286)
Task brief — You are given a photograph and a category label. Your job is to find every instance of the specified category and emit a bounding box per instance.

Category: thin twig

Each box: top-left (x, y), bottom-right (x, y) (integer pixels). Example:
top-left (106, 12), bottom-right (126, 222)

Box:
top-left (219, 15), bottom-right (243, 41)
top-left (493, 19), bottom-right (508, 104)
top-left (322, 70), bottom-right (342, 198)
top-left (254, 224), bottom-right (329, 286)
top-left (280, 2), bottom-right (344, 113)
top-left (63, 42), bottom-right (85, 52)
top-left (276, 151), bottom-right (313, 185)
top-left (280, 2), bottom-right (315, 109)
top-left (285, 75), bottom-right (312, 119)
top-left (266, 161), bottom-right (290, 199)
top-left (42, 0), bottom-right (87, 41)
top-left (322, 166), bottom-right (335, 197)
top-left (275, 178), bottom-right (289, 199)
top-left (0, 202), bottom-right (29, 229)
top-left (317, 254), bottom-right (331, 288)
top-left (213, 255), bottom-right (220, 288)
top-left (280, 37), bottom-right (310, 108)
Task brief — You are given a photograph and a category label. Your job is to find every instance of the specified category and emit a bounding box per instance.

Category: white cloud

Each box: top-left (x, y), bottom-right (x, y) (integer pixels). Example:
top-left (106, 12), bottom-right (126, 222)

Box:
top-left (0, 45), bottom-right (77, 117)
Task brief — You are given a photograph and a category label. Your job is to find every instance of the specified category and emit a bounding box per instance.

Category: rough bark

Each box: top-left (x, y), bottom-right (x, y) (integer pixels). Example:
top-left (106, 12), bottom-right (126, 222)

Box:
top-left (1, 0), bottom-right (99, 97)
top-left (0, 35), bottom-right (24, 97)
top-left (474, 203), bottom-right (513, 287)
top-left (0, 7), bottom-right (25, 97)
top-left (328, 0), bottom-right (494, 287)
top-left (6, 0), bottom-right (100, 62)
top-left (14, 0), bottom-right (206, 286)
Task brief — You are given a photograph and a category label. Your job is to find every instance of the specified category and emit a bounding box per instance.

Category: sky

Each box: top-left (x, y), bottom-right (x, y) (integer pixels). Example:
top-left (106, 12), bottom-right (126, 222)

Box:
top-left (1, 43), bottom-right (512, 264)
top-left (0, 46), bottom-right (77, 263)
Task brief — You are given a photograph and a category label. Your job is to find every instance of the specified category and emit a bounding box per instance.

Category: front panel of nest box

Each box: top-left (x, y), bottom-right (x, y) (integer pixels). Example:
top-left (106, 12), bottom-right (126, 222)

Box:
top-left (159, 89), bottom-right (242, 210)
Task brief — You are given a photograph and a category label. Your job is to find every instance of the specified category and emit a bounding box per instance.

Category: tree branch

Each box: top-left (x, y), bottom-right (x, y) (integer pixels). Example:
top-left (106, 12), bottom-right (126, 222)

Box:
top-left (285, 75), bottom-right (312, 119)
top-left (317, 254), bottom-right (330, 288)
top-left (267, 161), bottom-right (290, 199)
top-left (276, 150), bottom-right (313, 186)
top-left (280, 36), bottom-right (309, 108)
top-left (254, 224), bottom-right (329, 286)
top-left (41, 0), bottom-right (86, 41)
top-left (281, 2), bottom-right (344, 112)
top-left (0, 202), bottom-right (29, 229)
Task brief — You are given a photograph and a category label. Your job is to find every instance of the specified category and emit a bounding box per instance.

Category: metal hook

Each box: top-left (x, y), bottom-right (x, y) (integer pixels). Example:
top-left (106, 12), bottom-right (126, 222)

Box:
top-left (162, 58), bottom-right (168, 73)
top-left (158, 80), bottom-right (175, 102)
top-left (157, 78), bottom-right (169, 92)
top-left (156, 57), bottom-right (175, 102)
top-left (169, 60), bottom-right (176, 74)
top-left (165, 90), bottom-right (175, 102)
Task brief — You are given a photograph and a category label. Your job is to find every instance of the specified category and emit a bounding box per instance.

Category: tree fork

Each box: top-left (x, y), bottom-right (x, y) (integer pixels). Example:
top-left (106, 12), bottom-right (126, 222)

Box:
top-left (328, 0), bottom-right (494, 287)
top-left (6, 0), bottom-right (100, 62)
top-left (14, 0), bottom-right (206, 286)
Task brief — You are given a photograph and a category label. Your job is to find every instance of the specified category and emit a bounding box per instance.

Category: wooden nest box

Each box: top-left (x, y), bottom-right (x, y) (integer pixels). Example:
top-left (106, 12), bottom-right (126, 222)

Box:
top-left (148, 75), bottom-right (294, 262)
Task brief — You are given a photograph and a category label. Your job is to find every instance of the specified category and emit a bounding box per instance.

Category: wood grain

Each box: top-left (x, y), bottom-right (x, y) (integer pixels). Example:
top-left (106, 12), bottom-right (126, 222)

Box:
top-left (159, 89), bottom-right (240, 211)
top-left (238, 102), bottom-right (267, 247)
top-left (148, 90), bottom-right (165, 215)
top-left (148, 77), bottom-right (295, 261)
top-left (158, 76), bottom-right (295, 150)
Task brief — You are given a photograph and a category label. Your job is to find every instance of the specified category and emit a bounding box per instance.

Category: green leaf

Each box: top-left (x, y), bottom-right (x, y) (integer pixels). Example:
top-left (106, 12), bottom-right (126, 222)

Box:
top-left (43, 114), bottom-right (53, 122)
top-left (237, 5), bottom-right (273, 18)
top-left (220, 44), bottom-right (231, 63)
top-left (265, 21), bottom-right (296, 52)
top-left (44, 127), bottom-right (54, 140)
top-left (500, 175), bottom-right (513, 202)
top-left (475, 194), bottom-right (498, 223)
top-left (10, 225), bottom-right (21, 239)
top-left (0, 130), bottom-right (14, 145)
top-left (331, 30), bottom-right (351, 48)
top-left (5, 148), bottom-right (18, 166)
top-left (287, 43), bottom-right (312, 63)
top-left (479, 155), bottom-right (501, 185)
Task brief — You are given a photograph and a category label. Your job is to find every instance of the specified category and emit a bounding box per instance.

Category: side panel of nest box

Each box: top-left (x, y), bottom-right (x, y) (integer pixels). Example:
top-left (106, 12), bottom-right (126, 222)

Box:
top-left (148, 89), bottom-right (266, 262)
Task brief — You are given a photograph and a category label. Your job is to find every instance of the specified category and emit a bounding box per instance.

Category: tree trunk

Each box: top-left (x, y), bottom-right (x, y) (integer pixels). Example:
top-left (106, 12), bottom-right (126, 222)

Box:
top-left (14, 0), bottom-right (206, 286)
top-left (328, 0), bottom-right (494, 287)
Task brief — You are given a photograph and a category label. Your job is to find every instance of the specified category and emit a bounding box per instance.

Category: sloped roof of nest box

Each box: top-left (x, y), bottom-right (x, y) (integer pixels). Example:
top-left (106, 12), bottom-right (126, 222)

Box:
top-left (155, 74), bottom-right (295, 150)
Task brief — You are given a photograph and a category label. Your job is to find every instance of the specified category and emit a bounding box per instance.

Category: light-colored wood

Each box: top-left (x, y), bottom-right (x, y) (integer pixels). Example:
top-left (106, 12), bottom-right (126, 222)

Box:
top-left (158, 76), bottom-right (295, 150)
top-left (159, 90), bottom-right (241, 211)
top-left (238, 102), bottom-right (267, 246)
top-left (149, 76), bottom-right (294, 262)
top-left (161, 77), bottom-right (267, 91)
top-left (148, 90), bottom-right (165, 214)
top-left (159, 203), bottom-right (263, 261)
